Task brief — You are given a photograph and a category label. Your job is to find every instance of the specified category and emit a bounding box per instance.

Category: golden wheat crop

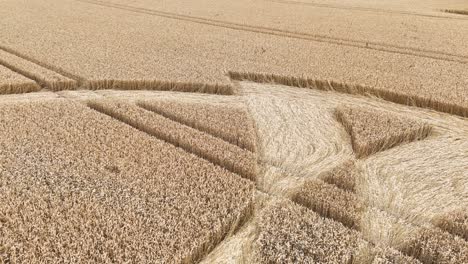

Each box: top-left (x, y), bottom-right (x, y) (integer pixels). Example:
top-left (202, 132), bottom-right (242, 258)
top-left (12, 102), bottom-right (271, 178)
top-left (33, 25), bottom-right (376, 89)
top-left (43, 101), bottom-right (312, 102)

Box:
top-left (433, 210), bottom-right (467, 241)
top-left (255, 200), bottom-right (365, 263)
top-left (0, 74), bottom-right (466, 263)
top-left (87, 100), bottom-right (257, 180)
top-left (0, 91), bottom-right (59, 104)
top-left (231, 71), bottom-right (468, 117)
top-left (365, 246), bottom-right (422, 264)
top-left (1, 0), bottom-right (468, 261)
top-left (98, 0), bottom-right (468, 60)
top-left (0, 64), bottom-right (39, 94)
top-left (336, 106), bottom-right (432, 158)
top-left (85, 79), bottom-right (233, 95)
top-left (1, 0), bottom-right (468, 116)
top-left (236, 82), bottom-right (468, 263)
top-left (294, 179), bottom-right (364, 230)
top-left (320, 160), bottom-right (357, 192)
top-left (0, 49), bottom-right (77, 91)
top-left (0, 99), bottom-right (254, 263)
top-left (401, 228), bottom-right (468, 264)
top-left (138, 100), bottom-right (257, 152)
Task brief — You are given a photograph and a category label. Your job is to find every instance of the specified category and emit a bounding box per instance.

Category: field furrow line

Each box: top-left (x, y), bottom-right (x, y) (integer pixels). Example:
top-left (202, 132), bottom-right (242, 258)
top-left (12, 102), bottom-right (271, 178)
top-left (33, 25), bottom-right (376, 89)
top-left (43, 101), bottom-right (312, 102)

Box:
top-left (0, 64), bottom-right (40, 94)
top-left (138, 100), bottom-right (257, 152)
top-left (138, 102), bottom-right (250, 151)
top-left (78, 0), bottom-right (468, 64)
top-left (87, 100), bottom-right (257, 180)
top-left (266, 0), bottom-right (468, 21)
top-left (84, 79), bottom-right (234, 94)
top-left (1, 41), bottom-right (234, 95)
top-left (0, 58), bottom-right (42, 89)
top-left (0, 44), bottom-right (84, 86)
top-left (0, 49), bottom-right (78, 91)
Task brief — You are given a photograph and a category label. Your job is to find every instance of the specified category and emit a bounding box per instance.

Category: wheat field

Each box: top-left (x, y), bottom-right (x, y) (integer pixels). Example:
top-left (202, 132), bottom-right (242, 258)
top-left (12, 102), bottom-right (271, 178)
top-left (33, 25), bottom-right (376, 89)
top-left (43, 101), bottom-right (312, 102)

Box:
top-left (1, 0), bottom-right (467, 263)
top-left (0, 64), bottom-right (39, 94)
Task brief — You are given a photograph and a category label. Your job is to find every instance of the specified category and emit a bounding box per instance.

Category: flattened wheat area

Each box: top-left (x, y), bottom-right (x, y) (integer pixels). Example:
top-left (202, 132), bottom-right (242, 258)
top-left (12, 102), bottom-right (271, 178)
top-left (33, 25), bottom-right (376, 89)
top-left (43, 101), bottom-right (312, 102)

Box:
top-left (0, 0), bottom-right (467, 263)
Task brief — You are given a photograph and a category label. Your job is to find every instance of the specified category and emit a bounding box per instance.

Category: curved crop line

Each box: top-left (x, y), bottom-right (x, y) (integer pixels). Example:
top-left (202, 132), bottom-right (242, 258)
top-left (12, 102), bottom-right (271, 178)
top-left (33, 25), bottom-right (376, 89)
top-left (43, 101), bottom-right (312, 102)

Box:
top-left (77, 0), bottom-right (468, 64)
top-left (266, 0), bottom-right (468, 21)
top-left (228, 71), bottom-right (468, 118)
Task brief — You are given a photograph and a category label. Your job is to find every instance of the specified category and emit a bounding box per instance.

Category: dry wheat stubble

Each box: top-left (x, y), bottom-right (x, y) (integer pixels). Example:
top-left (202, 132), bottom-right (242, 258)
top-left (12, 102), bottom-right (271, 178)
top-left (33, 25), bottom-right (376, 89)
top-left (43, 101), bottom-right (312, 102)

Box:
top-left (0, 99), bottom-right (254, 263)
